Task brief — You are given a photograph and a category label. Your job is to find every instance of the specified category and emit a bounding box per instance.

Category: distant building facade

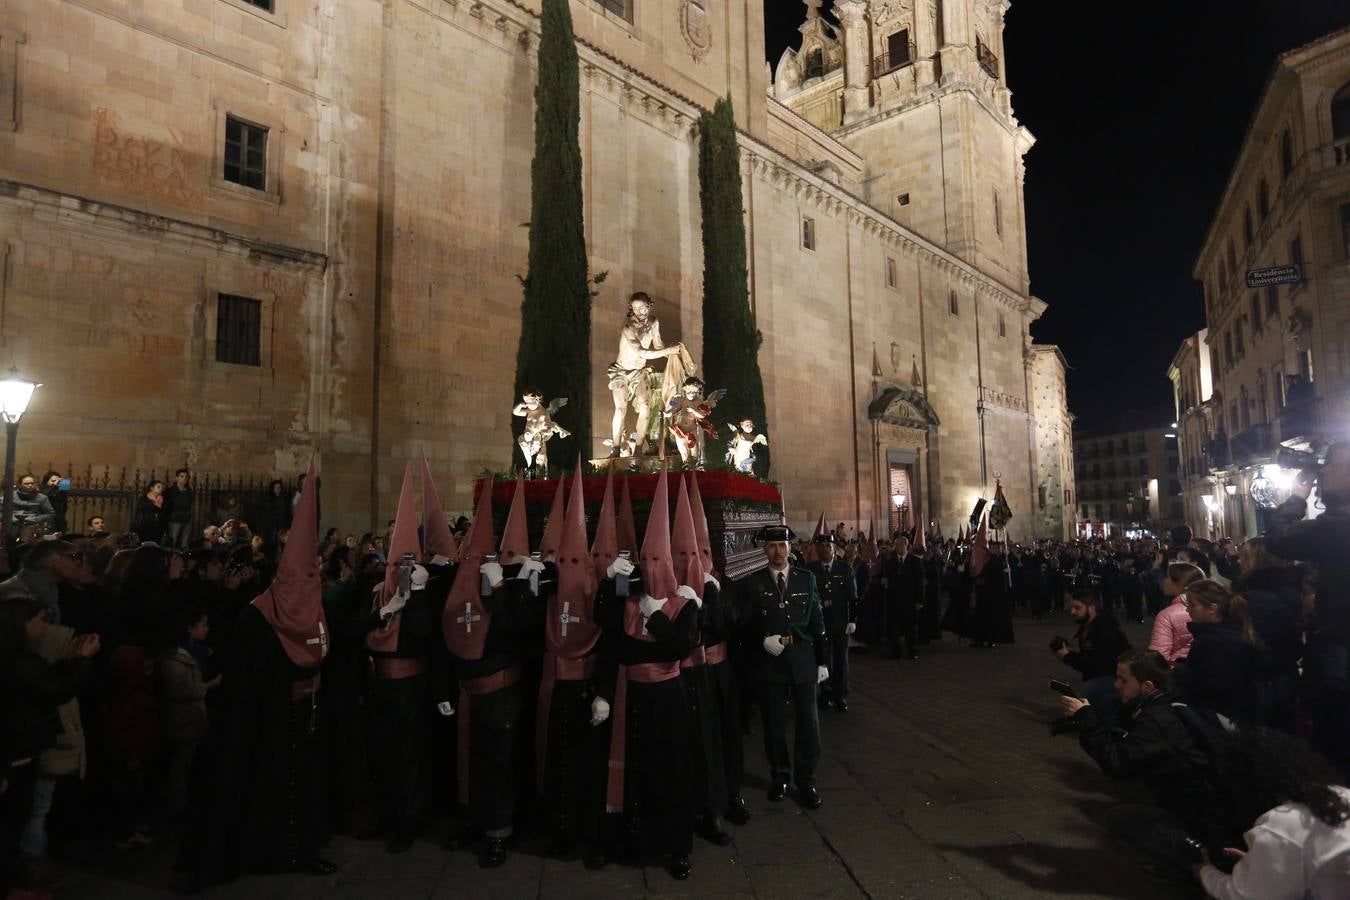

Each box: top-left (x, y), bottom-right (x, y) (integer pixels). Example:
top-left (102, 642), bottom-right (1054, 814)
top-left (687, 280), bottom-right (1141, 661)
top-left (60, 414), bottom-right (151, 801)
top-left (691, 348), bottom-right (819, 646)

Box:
top-left (1073, 416), bottom-right (1182, 539)
top-left (1167, 330), bottom-right (1225, 539)
top-left (1190, 26), bottom-right (1350, 539)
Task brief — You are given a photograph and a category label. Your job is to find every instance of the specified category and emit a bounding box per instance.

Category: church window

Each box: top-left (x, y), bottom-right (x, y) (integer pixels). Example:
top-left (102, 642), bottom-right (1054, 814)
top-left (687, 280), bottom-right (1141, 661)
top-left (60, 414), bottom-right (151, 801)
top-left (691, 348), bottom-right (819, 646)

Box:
top-left (975, 35), bottom-right (999, 79)
top-left (215, 294), bottom-right (262, 367)
top-left (593, 0), bottom-right (632, 21)
top-left (948, 290), bottom-right (959, 317)
top-left (885, 256), bottom-right (897, 289)
top-left (875, 30), bottom-right (912, 75)
top-left (223, 115), bottom-right (268, 191)
top-left (804, 49), bottom-right (825, 80)
top-left (993, 189), bottom-right (1003, 237)
top-left (1257, 179), bottom-right (1270, 223)
top-left (1280, 130), bottom-right (1294, 179)
top-left (801, 216), bottom-right (816, 251)
top-left (897, 192), bottom-right (911, 206)
top-left (1332, 82), bottom-right (1350, 142)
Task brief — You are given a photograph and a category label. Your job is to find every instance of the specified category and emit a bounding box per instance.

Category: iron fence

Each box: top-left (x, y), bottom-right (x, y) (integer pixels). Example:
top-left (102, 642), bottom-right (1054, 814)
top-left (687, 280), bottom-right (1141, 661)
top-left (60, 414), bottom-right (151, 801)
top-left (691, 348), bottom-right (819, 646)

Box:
top-left (15, 463), bottom-right (298, 540)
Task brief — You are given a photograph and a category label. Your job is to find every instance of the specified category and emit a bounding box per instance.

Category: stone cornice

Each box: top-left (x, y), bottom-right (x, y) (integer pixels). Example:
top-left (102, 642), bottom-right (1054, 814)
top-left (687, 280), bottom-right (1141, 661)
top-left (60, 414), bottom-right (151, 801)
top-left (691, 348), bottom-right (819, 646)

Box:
top-left (832, 78), bottom-right (1023, 145)
top-left (0, 180), bottom-right (329, 271)
top-left (738, 135), bottom-right (1031, 315)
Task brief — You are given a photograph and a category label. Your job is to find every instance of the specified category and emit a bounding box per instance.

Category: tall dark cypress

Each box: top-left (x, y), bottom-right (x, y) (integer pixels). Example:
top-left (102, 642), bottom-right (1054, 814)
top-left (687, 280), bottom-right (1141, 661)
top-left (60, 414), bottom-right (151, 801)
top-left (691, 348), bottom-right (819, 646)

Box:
top-left (699, 96), bottom-right (769, 475)
top-left (514, 0), bottom-right (590, 468)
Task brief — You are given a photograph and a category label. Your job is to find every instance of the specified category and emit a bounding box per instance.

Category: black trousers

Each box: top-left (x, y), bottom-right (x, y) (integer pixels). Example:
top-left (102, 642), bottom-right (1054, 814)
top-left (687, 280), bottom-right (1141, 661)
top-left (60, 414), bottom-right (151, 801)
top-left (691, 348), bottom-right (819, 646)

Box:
top-left (623, 679), bottom-right (694, 857)
top-left (681, 665), bottom-right (728, 817)
top-left (885, 605), bottom-right (918, 657)
top-left (706, 660), bottom-right (743, 805)
top-left (368, 673), bottom-right (429, 834)
top-left (541, 679), bottom-right (608, 839)
top-left (467, 681), bottom-right (524, 835)
top-left (1, 763), bottom-right (36, 894)
top-left (821, 632), bottom-right (849, 700)
top-left (758, 680), bottom-right (821, 789)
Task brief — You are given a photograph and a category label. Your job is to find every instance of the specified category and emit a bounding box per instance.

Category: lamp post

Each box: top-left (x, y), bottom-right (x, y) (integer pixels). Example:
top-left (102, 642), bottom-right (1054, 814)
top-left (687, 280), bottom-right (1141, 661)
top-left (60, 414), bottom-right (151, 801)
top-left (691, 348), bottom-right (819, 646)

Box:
top-left (0, 368), bottom-right (40, 541)
top-left (891, 491), bottom-right (906, 537)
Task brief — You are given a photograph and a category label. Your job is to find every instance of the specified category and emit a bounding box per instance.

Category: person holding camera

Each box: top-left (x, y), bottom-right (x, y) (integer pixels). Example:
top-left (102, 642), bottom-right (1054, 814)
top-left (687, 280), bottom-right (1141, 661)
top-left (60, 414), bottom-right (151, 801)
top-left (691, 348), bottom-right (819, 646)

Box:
top-left (1052, 590), bottom-right (1131, 712)
top-left (1265, 439), bottom-right (1350, 777)
top-left (1192, 727), bottom-right (1350, 899)
top-left (1059, 649), bottom-right (1230, 884)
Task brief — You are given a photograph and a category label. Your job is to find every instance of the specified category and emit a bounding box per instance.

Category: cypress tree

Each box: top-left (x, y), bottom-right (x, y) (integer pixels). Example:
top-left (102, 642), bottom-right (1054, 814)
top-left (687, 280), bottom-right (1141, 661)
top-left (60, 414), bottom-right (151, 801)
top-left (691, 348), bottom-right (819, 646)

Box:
top-left (514, 0), bottom-right (590, 468)
top-left (699, 96), bottom-right (770, 475)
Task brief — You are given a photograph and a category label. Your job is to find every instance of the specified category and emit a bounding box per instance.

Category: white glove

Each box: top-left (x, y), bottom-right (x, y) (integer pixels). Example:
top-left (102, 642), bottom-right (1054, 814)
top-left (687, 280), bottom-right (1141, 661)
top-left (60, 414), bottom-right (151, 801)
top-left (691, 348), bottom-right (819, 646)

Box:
top-left (762, 635), bottom-right (785, 657)
top-left (607, 557), bottom-right (635, 579)
top-left (817, 665), bottom-right (829, 684)
top-left (845, 622), bottom-right (857, 635)
top-left (436, 701), bottom-right (455, 717)
top-left (409, 565), bottom-right (429, 591)
top-left (429, 554), bottom-right (452, 567)
top-left (480, 561), bottom-right (504, 588)
top-left (544, 552), bottom-right (557, 564)
top-left (589, 696), bottom-right (611, 726)
top-left (675, 584), bottom-right (701, 607)
top-left (639, 594), bottom-right (667, 618)
top-left (379, 589), bottom-right (409, 619)
top-left (516, 557), bottom-right (546, 579)
top-left (704, 572), bottom-right (720, 592)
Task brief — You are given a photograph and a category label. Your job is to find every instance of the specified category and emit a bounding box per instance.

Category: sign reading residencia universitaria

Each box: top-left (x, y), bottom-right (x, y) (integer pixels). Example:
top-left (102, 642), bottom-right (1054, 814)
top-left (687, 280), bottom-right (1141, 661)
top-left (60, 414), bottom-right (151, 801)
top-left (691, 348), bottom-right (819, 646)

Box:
top-left (1245, 264), bottom-right (1302, 289)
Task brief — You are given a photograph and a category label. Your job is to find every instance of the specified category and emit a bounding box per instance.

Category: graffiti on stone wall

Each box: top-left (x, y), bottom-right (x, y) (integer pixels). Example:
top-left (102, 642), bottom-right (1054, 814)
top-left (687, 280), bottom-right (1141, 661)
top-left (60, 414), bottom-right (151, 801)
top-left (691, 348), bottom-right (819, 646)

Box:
top-left (980, 386), bottom-right (1027, 413)
top-left (92, 108), bottom-right (197, 206)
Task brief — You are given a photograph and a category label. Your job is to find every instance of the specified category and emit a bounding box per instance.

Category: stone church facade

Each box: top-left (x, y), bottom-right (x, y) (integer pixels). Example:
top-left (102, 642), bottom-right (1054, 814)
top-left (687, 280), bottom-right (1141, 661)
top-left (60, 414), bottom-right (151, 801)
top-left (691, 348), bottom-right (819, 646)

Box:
top-left (0, 0), bottom-right (1074, 539)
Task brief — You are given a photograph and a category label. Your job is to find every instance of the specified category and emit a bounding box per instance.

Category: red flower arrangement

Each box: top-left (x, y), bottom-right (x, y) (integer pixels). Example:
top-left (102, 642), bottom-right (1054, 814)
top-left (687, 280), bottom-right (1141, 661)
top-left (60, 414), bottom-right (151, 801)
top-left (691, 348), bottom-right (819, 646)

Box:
top-left (475, 470), bottom-right (781, 507)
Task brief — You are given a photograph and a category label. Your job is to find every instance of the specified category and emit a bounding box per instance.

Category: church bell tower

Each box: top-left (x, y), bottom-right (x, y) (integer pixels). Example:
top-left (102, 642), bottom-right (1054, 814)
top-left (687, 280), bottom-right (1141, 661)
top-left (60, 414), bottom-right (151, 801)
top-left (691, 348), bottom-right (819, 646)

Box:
top-left (773, 0), bottom-right (1035, 295)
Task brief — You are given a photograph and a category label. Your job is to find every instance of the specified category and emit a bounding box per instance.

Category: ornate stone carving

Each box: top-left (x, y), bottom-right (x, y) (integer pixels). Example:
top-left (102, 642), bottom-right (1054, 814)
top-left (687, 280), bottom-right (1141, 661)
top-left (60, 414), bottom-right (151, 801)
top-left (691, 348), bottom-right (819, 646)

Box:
top-left (873, 0), bottom-right (913, 27)
top-left (679, 0), bottom-right (713, 62)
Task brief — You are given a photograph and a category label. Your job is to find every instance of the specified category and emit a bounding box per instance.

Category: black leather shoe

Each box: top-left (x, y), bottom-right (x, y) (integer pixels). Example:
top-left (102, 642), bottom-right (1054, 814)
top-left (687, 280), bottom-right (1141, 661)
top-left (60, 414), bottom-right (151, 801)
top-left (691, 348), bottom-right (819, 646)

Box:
top-left (834, 698), bottom-right (849, 712)
top-left (768, 782), bottom-right (789, 802)
top-left (696, 814), bottom-right (732, 847)
top-left (305, 858), bottom-right (338, 876)
top-left (479, 837), bottom-right (507, 868)
top-left (725, 795), bottom-right (751, 825)
top-left (444, 825), bottom-right (481, 851)
top-left (667, 854), bottom-right (692, 880)
top-left (798, 786), bottom-right (822, 810)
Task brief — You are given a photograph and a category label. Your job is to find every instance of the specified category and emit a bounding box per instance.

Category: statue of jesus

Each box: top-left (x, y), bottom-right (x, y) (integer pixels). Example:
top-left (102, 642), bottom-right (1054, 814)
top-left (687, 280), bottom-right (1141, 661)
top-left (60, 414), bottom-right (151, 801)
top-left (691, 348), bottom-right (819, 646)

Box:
top-left (607, 292), bottom-right (686, 458)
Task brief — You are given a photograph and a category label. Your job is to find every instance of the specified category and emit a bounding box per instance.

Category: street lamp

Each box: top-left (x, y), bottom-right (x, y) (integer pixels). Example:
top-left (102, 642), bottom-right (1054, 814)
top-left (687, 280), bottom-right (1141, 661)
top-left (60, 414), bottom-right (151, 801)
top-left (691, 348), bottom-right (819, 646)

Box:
top-left (0, 368), bottom-right (40, 540)
top-left (1224, 483), bottom-right (1237, 497)
top-left (890, 492), bottom-right (907, 509)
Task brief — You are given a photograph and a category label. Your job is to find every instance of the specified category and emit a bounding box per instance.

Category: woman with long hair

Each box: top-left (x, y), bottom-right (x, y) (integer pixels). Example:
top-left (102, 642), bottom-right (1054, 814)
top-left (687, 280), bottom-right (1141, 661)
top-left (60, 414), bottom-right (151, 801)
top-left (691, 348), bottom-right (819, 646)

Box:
top-left (1175, 579), bottom-right (1263, 723)
top-left (1197, 727), bottom-right (1350, 898)
top-left (1148, 561), bottom-right (1208, 663)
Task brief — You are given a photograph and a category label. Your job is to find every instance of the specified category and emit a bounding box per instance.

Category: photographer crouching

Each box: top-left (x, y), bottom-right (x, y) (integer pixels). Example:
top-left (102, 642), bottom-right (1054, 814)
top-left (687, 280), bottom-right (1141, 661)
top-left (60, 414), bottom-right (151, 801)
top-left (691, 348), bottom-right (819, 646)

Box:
top-left (1264, 438), bottom-right (1350, 778)
top-left (1050, 590), bottom-right (1131, 714)
top-left (1058, 649), bottom-right (1238, 884)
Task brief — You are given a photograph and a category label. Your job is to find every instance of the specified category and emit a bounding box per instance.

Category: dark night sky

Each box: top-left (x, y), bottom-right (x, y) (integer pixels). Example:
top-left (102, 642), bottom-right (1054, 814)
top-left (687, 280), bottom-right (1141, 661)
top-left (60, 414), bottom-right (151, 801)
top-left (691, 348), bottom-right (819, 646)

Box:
top-left (763, 1), bottom-right (1350, 427)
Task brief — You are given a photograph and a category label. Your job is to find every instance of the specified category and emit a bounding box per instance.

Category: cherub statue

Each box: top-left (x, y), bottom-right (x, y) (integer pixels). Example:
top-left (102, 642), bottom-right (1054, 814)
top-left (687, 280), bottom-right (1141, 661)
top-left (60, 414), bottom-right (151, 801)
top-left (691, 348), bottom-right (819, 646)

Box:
top-left (513, 389), bottom-right (569, 471)
top-left (726, 418), bottom-right (768, 473)
top-left (664, 377), bottom-right (725, 467)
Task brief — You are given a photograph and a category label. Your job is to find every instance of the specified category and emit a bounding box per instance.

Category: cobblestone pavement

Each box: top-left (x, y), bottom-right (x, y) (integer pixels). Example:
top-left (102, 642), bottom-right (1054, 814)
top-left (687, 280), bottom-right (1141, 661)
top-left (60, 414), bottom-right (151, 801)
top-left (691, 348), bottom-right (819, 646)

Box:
top-left (54, 614), bottom-right (1199, 899)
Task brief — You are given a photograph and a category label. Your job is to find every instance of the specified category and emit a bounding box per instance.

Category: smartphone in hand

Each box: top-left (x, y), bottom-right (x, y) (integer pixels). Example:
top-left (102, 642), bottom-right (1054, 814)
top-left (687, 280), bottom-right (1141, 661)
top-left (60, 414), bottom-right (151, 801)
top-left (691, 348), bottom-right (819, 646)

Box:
top-left (1049, 678), bottom-right (1078, 698)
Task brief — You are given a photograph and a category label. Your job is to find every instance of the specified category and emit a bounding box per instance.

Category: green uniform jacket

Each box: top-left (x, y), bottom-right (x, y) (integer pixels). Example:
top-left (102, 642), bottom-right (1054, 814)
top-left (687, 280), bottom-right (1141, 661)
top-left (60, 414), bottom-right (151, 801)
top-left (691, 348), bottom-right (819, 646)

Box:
top-left (739, 566), bottom-right (827, 686)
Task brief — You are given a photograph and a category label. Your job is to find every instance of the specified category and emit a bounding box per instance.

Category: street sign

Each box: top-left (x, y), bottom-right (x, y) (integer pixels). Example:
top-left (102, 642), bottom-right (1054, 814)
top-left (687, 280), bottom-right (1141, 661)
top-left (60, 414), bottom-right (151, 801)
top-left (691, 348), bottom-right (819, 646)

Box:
top-left (1245, 265), bottom-right (1302, 288)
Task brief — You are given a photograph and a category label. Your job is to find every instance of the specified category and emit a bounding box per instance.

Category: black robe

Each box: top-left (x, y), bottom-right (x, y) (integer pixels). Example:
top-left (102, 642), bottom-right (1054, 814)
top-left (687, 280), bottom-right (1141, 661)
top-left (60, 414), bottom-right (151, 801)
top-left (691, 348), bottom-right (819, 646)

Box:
top-left (177, 605), bottom-right (325, 885)
top-left (680, 582), bottom-right (729, 818)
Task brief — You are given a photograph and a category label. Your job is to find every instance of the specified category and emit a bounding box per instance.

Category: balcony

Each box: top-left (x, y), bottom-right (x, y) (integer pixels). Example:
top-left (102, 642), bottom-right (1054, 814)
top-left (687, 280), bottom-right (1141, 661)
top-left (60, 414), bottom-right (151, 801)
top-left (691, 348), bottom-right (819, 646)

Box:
top-left (1206, 436), bottom-right (1231, 470)
top-left (1278, 392), bottom-right (1321, 446)
top-left (873, 41), bottom-right (916, 77)
top-left (1230, 423), bottom-right (1275, 468)
top-left (976, 37), bottom-right (1000, 79)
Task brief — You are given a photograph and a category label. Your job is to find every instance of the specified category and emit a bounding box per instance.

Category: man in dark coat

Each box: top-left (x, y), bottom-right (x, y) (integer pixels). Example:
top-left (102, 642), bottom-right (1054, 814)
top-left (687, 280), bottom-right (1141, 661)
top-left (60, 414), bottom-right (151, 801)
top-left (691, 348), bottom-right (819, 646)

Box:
top-left (883, 536), bottom-right (924, 659)
top-left (739, 525), bottom-right (828, 810)
top-left (807, 533), bottom-right (856, 711)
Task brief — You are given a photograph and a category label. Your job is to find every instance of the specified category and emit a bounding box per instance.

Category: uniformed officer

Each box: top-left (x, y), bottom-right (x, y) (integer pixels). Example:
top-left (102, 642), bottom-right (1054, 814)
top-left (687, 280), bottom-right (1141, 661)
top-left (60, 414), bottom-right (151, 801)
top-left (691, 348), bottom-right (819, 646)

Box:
top-left (738, 525), bottom-right (828, 810)
top-left (807, 533), bottom-right (857, 712)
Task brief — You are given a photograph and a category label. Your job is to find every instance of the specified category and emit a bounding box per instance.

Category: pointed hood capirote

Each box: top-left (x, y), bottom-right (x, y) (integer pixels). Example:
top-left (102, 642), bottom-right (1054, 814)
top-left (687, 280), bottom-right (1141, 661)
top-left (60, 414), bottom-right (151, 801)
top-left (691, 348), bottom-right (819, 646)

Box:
top-left (538, 476), bottom-right (567, 561)
top-left (442, 475), bottom-right (496, 658)
top-left (617, 475), bottom-right (639, 556)
top-left (638, 467), bottom-right (678, 602)
top-left (252, 456), bottom-right (328, 669)
top-left (420, 457), bottom-right (457, 562)
top-left (369, 463), bottom-right (420, 653)
top-left (686, 471), bottom-right (715, 577)
top-left (499, 471), bottom-right (531, 566)
top-left (591, 466), bottom-right (619, 582)
top-left (550, 463), bottom-right (600, 652)
top-left (671, 474), bottom-right (703, 599)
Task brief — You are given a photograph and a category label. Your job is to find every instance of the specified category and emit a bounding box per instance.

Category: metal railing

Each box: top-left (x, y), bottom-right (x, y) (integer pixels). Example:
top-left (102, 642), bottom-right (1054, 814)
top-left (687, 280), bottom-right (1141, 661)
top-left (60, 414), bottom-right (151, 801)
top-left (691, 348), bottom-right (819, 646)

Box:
top-left (872, 40), bottom-right (915, 77)
top-left (976, 37), bottom-right (1000, 79)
